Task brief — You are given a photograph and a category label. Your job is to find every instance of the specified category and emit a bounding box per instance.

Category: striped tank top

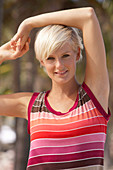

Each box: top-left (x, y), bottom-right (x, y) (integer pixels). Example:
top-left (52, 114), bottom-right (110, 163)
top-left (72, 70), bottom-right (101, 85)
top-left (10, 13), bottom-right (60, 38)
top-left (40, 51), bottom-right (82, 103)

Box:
top-left (27, 82), bottom-right (111, 170)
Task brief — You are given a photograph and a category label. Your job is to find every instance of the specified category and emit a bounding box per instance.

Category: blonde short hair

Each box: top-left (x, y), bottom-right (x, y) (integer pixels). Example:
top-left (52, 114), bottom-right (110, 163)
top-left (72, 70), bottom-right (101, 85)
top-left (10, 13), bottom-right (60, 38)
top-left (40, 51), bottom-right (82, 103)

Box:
top-left (34, 25), bottom-right (83, 62)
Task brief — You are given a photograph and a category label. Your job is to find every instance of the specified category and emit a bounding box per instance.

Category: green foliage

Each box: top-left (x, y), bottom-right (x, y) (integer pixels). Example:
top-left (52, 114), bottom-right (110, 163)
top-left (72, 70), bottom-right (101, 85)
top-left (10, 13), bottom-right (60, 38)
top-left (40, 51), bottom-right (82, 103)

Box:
top-left (104, 32), bottom-right (111, 56)
top-left (0, 63), bottom-right (11, 75)
top-left (0, 88), bottom-right (12, 95)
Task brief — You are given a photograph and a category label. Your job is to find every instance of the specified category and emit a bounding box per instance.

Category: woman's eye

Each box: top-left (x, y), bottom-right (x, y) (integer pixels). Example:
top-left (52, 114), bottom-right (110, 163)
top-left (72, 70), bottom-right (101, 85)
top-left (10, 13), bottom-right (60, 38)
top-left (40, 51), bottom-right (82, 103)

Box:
top-left (62, 54), bottom-right (70, 58)
top-left (47, 57), bottom-right (55, 60)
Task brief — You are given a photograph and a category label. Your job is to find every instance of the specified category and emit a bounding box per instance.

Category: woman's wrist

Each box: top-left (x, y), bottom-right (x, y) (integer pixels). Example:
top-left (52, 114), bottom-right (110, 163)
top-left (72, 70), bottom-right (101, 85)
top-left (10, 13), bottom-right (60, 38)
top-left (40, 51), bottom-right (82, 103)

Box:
top-left (24, 16), bottom-right (41, 30)
top-left (23, 18), bottom-right (34, 32)
top-left (17, 18), bottom-right (33, 36)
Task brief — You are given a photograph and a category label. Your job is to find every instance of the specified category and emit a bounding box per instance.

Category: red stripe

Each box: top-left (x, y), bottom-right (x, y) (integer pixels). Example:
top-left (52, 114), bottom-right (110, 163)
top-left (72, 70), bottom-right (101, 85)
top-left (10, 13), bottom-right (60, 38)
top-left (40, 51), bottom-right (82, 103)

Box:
top-left (31, 125), bottom-right (107, 140)
top-left (31, 116), bottom-right (106, 134)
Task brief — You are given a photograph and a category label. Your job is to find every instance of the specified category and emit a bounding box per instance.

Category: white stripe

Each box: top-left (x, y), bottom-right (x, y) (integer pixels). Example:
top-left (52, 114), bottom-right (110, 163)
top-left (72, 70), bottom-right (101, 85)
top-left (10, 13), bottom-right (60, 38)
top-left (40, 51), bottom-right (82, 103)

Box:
top-left (78, 92), bottom-right (87, 101)
top-left (30, 124), bottom-right (107, 135)
top-left (30, 106), bottom-right (96, 120)
top-left (32, 105), bottom-right (46, 107)
top-left (35, 99), bottom-right (42, 102)
top-left (79, 88), bottom-right (84, 93)
top-left (30, 141), bottom-right (104, 151)
top-left (30, 105), bottom-right (97, 121)
top-left (31, 100), bottom-right (95, 120)
top-left (31, 132), bottom-right (106, 143)
top-left (27, 157), bottom-right (104, 168)
top-left (35, 98), bottom-right (45, 102)
top-left (30, 115), bottom-right (104, 129)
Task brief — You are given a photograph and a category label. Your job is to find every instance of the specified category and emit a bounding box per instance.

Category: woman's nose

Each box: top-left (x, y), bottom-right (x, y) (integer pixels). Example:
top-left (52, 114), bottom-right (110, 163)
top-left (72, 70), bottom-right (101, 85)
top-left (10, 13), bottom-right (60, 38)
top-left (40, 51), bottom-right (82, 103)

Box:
top-left (56, 59), bottom-right (64, 69)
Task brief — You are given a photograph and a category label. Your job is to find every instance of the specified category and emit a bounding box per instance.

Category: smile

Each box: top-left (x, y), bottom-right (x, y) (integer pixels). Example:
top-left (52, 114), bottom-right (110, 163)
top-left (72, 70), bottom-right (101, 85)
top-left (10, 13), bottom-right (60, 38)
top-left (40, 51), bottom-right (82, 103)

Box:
top-left (55, 70), bottom-right (68, 75)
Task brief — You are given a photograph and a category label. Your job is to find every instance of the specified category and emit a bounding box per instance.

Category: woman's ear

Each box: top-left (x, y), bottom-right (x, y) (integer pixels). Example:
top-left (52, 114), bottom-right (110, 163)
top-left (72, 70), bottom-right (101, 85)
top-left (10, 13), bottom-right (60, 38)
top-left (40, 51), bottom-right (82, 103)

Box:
top-left (40, 60), bottom-right (45, 67)
top-left (76, 47), bottom-right (80, 61)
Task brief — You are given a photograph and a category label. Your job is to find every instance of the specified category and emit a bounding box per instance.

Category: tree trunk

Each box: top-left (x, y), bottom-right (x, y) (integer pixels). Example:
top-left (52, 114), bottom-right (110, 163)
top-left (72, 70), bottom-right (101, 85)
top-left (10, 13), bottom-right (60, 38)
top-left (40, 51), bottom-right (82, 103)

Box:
top-left (11, 1), bottom-right (30, 170)
top-left (0, 0), bottom-right (4, 153)
top-left (0, 0), bottom-right (4, 44)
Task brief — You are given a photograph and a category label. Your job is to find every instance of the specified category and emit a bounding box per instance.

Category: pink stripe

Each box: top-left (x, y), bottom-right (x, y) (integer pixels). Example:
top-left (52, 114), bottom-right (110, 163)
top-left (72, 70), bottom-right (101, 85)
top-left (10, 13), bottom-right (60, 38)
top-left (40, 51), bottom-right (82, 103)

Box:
top-left (28, 92), bottom-right (39, 134)
top-left (28, 150), bottom-right (104, 166)
top-left (29, 142), bottom-right (104, 158)
top-left (31, 133), bottom-right (106, 150)
top-left (82, 82), bottom-right (111, 121)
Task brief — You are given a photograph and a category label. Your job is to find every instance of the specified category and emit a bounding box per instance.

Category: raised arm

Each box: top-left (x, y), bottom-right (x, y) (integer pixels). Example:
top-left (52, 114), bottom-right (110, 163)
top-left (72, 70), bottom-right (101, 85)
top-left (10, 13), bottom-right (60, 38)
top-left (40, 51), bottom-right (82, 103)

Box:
top-left (0, 39), bottom-right (32, 119)
top-left (11, 7), bottom-right (110, 112)
top-left (11, 7), bottom-right (91, 48)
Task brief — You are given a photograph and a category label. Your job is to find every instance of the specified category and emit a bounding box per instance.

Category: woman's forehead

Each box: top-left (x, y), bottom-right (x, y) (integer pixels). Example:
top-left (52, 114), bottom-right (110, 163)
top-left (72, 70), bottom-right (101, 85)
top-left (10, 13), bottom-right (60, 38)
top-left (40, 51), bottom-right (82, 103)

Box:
top-left (49, 42), bottom-right (73, 56)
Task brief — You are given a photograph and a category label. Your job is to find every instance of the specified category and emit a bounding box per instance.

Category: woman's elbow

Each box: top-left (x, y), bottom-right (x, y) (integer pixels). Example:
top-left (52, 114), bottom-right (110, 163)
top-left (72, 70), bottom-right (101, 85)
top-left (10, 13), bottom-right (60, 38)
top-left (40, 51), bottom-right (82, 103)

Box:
top-left (86, 7), bottom-right (95, 19)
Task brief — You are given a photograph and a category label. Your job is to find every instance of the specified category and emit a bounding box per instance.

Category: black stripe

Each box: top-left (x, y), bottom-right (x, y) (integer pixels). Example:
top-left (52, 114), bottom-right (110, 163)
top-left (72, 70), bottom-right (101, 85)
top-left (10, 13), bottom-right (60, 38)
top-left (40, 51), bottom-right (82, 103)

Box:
top-left (27, 158), bottom-right (103, 170)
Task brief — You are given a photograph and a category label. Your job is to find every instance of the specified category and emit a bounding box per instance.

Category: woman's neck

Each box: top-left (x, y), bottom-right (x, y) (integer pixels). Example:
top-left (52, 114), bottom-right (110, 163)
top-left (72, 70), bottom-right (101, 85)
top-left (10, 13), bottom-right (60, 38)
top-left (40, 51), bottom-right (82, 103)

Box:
top-left (47, 78), bottom-right (80, 113)
top-left (50, 78), bottom-right (80, 99)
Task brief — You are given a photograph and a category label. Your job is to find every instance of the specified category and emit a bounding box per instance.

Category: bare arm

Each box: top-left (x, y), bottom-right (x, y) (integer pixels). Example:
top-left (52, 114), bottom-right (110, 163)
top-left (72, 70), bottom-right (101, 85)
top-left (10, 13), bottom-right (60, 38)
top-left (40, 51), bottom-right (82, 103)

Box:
top-left (0, 93), bottom-right (33, 120)
top-left (0, 93), bottom-right (32, 119)
top-left (0, 39), bottom-right (32, 119)
top-left (11, 7), bottom-right (91, 48)
top-left (11, 7), bottom-right (110, 112)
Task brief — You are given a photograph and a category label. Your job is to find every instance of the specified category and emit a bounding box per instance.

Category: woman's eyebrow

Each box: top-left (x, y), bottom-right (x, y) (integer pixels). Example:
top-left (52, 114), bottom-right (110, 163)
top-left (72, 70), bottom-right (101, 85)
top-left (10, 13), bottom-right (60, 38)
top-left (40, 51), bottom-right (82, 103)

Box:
top-left (61, 51), bottom-right (71, 55)
top-left (48, 51), bottom-right (71, 57)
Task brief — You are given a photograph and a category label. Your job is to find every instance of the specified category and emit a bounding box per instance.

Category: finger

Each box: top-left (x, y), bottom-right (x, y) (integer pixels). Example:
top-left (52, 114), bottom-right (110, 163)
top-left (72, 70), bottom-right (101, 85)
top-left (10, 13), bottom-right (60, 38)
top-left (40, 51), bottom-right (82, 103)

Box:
top-left (21, 42), bottom-right (29, 54)
top-left (16, 38), bottom-right (21, 51)
top-left (10, 33), bottom-right (21, 46)
top-left (20, 34), bottom-right (30, 50)
top-left (10, 37), bottom-right (16, 46)
top-left (13, 42), bottom-right (29, 59)
top-left (20, 37), bottom-right (28, 50)
top-left (10, 43), bottom-right (16, 51)
top-left (12, 37), bottom-right (30, 59)
top-left (11, 38), bottom-right (21, 52)
top-left (11, 45), bottom-right (16, 51)
top-left (25, 41), bottom-right (29, 51)
top-left (28, 37), bottom-right (31, 44)
top-left (12, 50), bottom-right (23, 59)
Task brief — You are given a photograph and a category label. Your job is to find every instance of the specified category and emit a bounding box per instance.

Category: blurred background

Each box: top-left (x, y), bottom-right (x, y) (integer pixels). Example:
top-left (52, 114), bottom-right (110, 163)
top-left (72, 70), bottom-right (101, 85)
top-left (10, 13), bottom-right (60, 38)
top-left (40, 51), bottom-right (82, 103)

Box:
top-left (0, 0), bottom-right (113, 170)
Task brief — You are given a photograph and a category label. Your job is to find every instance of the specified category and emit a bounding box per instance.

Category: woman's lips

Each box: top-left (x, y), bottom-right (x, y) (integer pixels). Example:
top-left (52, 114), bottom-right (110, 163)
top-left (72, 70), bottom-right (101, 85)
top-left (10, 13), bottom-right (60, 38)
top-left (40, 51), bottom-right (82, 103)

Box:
top-left (55, 70), bottom-right (68, 75)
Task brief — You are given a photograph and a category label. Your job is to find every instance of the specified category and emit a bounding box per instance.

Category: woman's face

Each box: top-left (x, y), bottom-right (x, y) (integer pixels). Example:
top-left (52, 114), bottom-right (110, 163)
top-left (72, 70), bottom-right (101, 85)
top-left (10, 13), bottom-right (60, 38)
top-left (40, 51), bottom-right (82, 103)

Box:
top-left (41, 42), bottom-right (78, 85)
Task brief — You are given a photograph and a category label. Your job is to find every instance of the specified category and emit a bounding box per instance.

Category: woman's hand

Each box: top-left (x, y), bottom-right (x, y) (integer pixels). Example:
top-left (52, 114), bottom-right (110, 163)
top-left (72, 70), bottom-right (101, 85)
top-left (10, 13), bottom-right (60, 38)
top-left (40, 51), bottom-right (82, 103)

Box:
top-left (10, 19), bottom-right (32, 51)
top-left (0, 37), bottom-right (30, 64)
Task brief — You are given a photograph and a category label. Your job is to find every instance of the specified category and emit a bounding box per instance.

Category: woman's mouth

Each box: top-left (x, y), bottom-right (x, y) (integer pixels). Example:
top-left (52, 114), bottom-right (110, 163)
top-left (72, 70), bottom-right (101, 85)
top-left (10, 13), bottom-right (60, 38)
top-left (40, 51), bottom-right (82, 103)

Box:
top-left (55, 70), bottom-right (68, 75)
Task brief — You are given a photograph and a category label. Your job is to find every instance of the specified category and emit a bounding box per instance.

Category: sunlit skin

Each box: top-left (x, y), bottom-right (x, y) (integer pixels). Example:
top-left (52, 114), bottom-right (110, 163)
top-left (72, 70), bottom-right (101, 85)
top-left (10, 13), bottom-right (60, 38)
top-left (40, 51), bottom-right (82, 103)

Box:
top-left (40, 42), bottom-right (81, 112)
top-left (0, 7), bottom-right (109, 120)
top-left (41, 42), bottom-right (80, 86)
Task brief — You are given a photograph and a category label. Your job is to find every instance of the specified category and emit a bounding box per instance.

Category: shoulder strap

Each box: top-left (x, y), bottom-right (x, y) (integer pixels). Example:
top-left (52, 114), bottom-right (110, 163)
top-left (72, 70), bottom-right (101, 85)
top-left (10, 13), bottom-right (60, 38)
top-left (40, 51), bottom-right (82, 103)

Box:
top-left (31, 91), bottom-right (51, 113)
top-left (77, 85), bottom-right (90, 108)
top-left (81, 81), bottom-right (111, 121)
top-left (27, 92), bottom-right (39, 134)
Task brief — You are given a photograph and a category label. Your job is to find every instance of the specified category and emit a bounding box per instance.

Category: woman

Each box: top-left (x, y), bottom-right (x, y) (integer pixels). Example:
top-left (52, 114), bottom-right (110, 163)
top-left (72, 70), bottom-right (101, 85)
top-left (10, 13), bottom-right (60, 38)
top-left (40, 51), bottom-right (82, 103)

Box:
top-left (0, 7), bottom-right (111, 170)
